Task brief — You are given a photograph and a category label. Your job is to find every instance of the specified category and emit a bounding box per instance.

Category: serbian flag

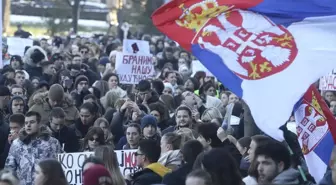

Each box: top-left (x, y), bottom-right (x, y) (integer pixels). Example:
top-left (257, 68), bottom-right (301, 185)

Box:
top-left (294, 85), bottom-right (336, 182)
top-left (152, 0), bottom-right (336, 141)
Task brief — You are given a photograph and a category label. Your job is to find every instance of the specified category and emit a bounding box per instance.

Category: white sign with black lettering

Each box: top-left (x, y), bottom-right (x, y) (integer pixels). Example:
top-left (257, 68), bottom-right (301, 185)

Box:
top-left (57, 150), bottom-right (140, 185)
top-left (319, 75), bottom-right (336, 91)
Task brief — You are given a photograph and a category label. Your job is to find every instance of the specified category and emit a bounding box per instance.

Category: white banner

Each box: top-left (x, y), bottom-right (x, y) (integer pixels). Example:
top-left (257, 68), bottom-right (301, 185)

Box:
top-left (115, 52), bottom-right (154, 84)
top-left (57, 150), bottom-right (140, 185)
top-left (319, 75), bottom-right (336, 91)
top-left (123, 39), bottom-right (150, 55)
top-left (7, 37), bottom-right (33, 56)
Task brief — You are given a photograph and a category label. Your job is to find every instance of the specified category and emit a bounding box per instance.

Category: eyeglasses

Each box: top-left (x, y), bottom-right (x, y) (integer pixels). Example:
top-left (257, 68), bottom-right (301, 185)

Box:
top-left (134, 152), bottom-right (144, 156)
top-left (89, 137), bottom-right (99, 142)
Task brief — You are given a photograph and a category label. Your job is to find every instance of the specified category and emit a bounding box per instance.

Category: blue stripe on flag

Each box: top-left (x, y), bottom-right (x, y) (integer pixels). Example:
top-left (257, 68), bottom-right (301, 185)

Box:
top-left (248, 0), bottom-right (336, 27)
top-left (191, 44), bottom-right (243, 97)
top-left (314, 131), bottom-right (334, 165)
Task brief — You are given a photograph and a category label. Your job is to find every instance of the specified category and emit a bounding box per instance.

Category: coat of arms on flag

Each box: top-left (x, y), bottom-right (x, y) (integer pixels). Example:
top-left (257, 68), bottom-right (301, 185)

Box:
top-left (174, 0), bottom-right (298, 80)
top-left (294, 90), bottom-right (329, 155)
top-left (294, 85), bottom-right (336, 182)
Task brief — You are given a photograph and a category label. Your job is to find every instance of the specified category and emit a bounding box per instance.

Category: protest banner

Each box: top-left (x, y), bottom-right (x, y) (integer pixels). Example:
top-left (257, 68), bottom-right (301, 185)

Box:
top-left (57, 150), bottom-right (140, 185)
top-left (7, 37), bottom-right (33, 56)
top-left (319, 75), bottom-right (336, 91)
top-left (123, 39), bottom-right (150, 55)
top-left (192, 60), bottom-right (214, 77)
top-left (115, 52), bottom-right (154, 84)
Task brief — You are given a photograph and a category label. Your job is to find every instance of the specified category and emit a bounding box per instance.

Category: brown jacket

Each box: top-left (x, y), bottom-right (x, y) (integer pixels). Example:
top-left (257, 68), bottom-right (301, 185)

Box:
top-left (29, 91), bottom-right (79, 126)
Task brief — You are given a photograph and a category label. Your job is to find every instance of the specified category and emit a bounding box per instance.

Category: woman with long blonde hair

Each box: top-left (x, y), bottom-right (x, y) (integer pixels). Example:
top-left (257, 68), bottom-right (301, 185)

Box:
top-left (94, 145), bottom-right (126, 185)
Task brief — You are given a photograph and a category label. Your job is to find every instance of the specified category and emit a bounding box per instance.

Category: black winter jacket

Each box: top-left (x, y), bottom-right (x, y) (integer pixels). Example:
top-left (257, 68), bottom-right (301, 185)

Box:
top-left (50, 125), bottom-right (80, 153)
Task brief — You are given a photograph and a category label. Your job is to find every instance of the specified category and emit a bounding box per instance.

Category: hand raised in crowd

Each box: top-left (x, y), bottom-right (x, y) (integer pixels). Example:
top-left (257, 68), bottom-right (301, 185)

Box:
top-left (142, 94), bottom-right (149, 105)
top-left (217, 127), bottom-right (228, 142)
top-left (120, 100), bottom-right (132, 112)
top-left (195, 94), bottom-right (204, 108)
top-left (8, 131), bottom-right (19, 144)
top-left (192, 111), bottom-right (200, 121)
top-left (129, 101), bottom-right (142, 114)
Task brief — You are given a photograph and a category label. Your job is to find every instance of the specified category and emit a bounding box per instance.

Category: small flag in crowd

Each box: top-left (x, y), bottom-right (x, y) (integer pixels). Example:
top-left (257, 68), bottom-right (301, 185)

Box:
top-left (294, 85), bottom-right (336, 182)
top-left (152, 0), bottom-right (336, 141)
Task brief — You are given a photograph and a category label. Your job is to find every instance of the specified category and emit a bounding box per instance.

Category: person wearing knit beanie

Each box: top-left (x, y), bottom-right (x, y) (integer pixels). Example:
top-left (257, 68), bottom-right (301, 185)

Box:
top-left (184, 77), bottom-right (200, 92)
top-left (141, 115), bottom-right (158, 139)
top-left (74, 75), bottom-right (89, 92)
top-left (163, 82), bottom-right (175, 96)
top-left (83, 164), bottom-right (112, 185)
top-left (98, 57), bottom-right (110, 76)
top-left (48, 84), bottom-right (64, 105)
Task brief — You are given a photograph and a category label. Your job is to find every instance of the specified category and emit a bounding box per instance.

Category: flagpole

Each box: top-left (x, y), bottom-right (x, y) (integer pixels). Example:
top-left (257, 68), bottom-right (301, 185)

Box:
top-left (285, 142), bottom-right (308, 182)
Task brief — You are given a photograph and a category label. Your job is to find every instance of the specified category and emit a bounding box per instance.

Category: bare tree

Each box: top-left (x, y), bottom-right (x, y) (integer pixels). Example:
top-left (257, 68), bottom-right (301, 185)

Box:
top-left (63, 0), bottom-right (84, 33)
top-left (2, 0), bottom-right (11, 35)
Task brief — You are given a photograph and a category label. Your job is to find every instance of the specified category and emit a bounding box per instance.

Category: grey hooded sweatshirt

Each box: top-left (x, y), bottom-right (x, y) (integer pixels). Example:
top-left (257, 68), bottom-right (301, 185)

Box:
top-left (272, 168), bottom-right (300, 184)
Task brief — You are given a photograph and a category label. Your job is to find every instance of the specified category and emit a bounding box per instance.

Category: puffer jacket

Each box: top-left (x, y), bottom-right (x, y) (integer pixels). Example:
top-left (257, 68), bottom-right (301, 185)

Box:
top-left (5, 125), bottom-right (62, 185)
top-left (29, 91), bottom-right (79, 125)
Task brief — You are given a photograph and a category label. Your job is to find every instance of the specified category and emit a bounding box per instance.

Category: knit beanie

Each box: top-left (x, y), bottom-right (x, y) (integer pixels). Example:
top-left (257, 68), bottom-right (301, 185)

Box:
top-left (140, 115), bottom-right (157, 129)
top-left (83, 165), bottom-right (112, 185)
top-left (48, 84), bottom-right (64, 102)
top-left (74, 75), bottom-right (89, 89)
top-left (188, 77), bottom-right (200, 90)
top-left (99, 57), bottom-right (110, 66)
top-left (38, 81), bottom-right (49, 90)
top-left (164, 82), bottom-right (175, 94)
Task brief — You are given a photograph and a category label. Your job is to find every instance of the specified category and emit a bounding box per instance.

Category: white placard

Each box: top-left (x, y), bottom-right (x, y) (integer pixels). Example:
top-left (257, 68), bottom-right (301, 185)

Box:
top-left (192, 60), bottom-right (214, 77)
top-left (57, 150), bottom-right (140, 185)
top-left (123, 39), bottom-right (150, 55)
top-left (319, 75), bottom-right (336, 91)
top-left (115, 52), bottom-right (154, 84)
top-left (7, 37), bottom-right (33, 56)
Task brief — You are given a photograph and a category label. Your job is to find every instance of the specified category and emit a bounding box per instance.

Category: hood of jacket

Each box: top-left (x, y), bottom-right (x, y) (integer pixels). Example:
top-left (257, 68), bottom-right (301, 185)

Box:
top-left (146, 162), bottom-right (172, 178)
top-left (8, 96), bottom-right (27, 114)
top-left (272, 168), bottom-right (300, 184)
top-left (32, 91), bottom-right (75, 109)
top-left (158, 150), bottom-right (182, 167)
top-left (19, 124), bottom-right (52, 144)
top-left (23, 46), bottom-right (48, 67)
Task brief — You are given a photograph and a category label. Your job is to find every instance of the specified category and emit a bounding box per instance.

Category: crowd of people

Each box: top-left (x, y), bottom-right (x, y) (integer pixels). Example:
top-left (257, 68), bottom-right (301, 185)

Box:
top-left (1, 30), bottom-right (336, 185)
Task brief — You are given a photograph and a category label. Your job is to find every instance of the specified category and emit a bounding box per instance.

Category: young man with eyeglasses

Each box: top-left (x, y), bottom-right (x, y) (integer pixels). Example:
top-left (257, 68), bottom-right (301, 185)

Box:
top-left (126, 139), bottom-right (171, 185)
top-left (48, 107), bottom-right (80, 153)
